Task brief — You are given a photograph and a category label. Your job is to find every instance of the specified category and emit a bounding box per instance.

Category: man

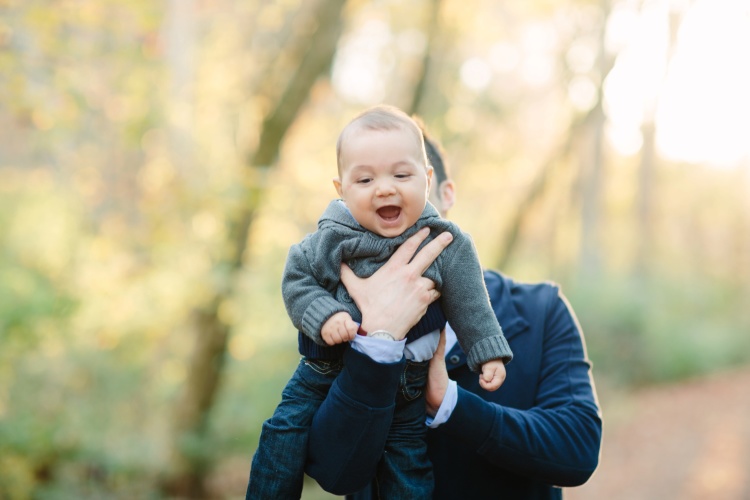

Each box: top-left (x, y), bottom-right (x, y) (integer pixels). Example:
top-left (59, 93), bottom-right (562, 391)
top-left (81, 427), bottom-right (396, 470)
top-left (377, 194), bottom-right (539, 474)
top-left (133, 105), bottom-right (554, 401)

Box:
top-left (304, 131), bottom-right (602, 499)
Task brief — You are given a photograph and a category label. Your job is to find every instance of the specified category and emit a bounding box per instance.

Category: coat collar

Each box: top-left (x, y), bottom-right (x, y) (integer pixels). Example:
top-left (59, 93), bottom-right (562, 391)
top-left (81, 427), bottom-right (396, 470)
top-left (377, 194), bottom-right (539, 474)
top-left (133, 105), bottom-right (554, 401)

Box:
top-left (484, 270), bottom-right (530, 340)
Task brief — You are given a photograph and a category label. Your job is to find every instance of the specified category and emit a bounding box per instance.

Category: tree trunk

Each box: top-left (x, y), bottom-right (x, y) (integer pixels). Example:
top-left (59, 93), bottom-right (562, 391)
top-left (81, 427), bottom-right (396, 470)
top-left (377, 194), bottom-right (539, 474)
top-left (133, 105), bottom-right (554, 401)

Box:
top-left (407, 0), bottom-right (443, 116)
top-left (498, 5), bottom-right (617, 273)
top-left (161, 0), bottom-right (348, 496)
top-left (578, 0), bottom-right (614, 277)
top-left (738, 163), bottom-right (750, 298)
top-left (634, 6), bottom-right (684, 280)
top-left (495, 113), bottom-right (586, 271)
top-left (579, 99), bottom-right (606, 276)
top-left (163, 0), bottom-right (196, 178)
top-left (252, 0), bottom-right (348, 168)
top-left (635, 119), bottom-right (655, 279)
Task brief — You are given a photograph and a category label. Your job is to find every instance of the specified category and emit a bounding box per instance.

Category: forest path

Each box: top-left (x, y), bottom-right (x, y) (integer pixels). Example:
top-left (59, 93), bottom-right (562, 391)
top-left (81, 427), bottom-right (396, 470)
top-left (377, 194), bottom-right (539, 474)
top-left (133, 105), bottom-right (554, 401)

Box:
top-left (567, 365), bottom-right (750, 500)
top-left (238, 366), bottom-right (750, 499)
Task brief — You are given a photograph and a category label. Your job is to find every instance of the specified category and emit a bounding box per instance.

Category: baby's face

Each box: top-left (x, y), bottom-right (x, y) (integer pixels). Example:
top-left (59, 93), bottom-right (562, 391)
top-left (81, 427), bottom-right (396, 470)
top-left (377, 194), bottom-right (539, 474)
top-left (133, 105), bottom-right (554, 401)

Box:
top-left (335, 126), bottom-right (432, 238)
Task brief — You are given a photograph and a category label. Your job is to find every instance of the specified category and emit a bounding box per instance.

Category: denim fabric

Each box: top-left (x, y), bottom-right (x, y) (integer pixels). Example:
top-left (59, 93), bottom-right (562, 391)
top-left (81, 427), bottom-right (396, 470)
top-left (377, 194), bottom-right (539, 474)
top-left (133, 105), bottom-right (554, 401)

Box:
top-left (246, 357), bottom-right (342, 499)
top-left (347, 360), bottom-right (433, 500)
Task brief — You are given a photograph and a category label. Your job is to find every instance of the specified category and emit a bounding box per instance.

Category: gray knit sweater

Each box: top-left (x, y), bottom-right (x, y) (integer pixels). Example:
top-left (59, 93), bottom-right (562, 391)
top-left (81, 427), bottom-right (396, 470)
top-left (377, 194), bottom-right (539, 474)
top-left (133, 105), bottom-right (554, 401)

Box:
top-left (282, 200), bottom-right (512, 372)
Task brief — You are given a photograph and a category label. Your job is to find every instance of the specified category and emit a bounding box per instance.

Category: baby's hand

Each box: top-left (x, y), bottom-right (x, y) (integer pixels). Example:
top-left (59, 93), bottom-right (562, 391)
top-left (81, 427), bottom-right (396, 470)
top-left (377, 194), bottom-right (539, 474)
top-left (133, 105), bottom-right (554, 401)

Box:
top-left (321, 312), bottom-right (358, 346)
top-left (479, 359), bottom-right (506, 392)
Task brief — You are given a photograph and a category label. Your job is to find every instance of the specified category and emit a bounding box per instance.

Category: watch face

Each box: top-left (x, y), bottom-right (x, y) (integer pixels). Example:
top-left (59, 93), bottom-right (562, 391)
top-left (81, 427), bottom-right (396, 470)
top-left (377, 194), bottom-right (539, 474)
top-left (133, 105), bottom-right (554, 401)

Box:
top-left (369, 330), bottom-right (395, 341)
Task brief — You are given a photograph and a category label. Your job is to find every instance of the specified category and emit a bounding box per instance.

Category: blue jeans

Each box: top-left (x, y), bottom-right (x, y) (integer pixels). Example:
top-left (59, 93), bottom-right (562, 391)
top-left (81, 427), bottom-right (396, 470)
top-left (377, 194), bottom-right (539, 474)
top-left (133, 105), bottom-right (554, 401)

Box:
top-left (246, 356), bottom-right (432, 499)
top-left (247, 357), bottom-right (342, 499)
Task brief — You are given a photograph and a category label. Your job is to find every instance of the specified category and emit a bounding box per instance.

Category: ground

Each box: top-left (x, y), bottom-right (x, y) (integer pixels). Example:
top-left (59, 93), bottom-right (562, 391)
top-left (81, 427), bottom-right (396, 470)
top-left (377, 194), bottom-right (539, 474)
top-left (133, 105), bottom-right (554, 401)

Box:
top-left (233, 365), bottom-right (750, 499)
top-left (567, 365), bottom-right (750, 500)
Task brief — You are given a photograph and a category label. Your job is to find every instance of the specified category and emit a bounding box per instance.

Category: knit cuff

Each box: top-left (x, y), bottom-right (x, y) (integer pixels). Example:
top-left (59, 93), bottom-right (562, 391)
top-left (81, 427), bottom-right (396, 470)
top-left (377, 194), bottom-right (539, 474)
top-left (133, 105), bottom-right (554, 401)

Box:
top-left (298, 332), bottom-right (349, 359)
top-left (301, 295), bottom-right (349, 341)
top-left (466, 333), bottom-right (513, 372)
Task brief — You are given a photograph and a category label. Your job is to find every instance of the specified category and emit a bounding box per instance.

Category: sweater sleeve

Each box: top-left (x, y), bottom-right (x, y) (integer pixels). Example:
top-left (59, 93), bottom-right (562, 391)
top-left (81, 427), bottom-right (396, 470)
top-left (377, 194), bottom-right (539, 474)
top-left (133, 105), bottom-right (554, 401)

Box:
top-left (433, 289), bottom-right (602, 486)
top-left (439, 233), bottom-right (513, 372)
top-left (281, 236), bottom-right (350, 345)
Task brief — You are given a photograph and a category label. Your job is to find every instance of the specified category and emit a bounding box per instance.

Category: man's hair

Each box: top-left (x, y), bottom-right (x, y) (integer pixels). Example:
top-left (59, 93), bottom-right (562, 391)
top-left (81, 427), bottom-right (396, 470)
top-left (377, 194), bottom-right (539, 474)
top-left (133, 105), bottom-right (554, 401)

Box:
top-left (422, 129), bottom-right (450, 186)
top-left (410, 114), bottom-right (450, 185)
top-left (336, 104), bottom-right (427, 173)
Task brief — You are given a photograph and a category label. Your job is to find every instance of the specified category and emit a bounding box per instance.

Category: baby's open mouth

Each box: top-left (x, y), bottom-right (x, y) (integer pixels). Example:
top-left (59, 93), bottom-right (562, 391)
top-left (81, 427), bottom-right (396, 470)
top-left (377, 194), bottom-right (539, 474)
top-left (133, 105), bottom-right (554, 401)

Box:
top-left (376, 205), bottom-right (401, 221)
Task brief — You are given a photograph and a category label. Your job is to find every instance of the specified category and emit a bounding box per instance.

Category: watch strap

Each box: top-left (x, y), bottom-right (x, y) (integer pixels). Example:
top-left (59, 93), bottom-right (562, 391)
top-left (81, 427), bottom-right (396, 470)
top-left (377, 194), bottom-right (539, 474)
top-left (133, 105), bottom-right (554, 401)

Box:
top-left (356, 325), bottom-right (396, 341)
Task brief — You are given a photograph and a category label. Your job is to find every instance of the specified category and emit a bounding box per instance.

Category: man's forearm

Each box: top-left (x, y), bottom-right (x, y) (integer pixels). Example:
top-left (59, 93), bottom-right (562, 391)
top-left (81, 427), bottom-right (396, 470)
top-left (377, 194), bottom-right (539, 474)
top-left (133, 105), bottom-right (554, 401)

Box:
top-left (306, 347), bottom-right (405, 495)
top-left (436, 384), bottom-right (601, 487)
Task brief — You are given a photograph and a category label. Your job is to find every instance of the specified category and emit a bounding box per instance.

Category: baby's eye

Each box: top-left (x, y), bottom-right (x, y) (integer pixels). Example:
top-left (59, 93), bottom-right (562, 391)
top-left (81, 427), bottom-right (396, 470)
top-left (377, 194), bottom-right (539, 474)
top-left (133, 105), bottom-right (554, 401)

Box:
top-left (357, 178), bottom-right (372, 184)
top-left (395, 173), bottom-right (412, 179)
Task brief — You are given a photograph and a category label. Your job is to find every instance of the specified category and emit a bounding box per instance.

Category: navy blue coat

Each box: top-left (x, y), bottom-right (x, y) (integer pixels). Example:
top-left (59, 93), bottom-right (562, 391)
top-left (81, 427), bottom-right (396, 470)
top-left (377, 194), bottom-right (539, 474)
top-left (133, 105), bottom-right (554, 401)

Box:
top-left (306, 271), bottom-right (602, 499)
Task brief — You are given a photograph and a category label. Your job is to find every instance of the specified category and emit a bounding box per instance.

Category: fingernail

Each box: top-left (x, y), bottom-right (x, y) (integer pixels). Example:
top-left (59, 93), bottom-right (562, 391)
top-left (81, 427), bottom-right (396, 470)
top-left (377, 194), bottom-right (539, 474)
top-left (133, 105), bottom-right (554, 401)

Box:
top-left (441, 232), bottom-right (453, 242)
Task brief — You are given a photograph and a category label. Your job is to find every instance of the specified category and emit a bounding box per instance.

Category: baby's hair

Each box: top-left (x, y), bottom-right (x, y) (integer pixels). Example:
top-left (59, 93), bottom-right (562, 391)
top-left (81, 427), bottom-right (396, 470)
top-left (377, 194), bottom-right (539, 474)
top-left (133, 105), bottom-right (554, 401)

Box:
top-left (336, 104), bottom-right (428, 173)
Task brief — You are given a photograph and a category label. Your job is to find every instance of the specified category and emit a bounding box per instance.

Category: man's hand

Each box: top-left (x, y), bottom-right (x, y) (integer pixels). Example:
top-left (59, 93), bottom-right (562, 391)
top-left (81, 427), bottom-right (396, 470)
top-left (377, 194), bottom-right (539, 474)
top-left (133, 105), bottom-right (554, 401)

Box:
top-left (340, 227), bottom-right (453, 340)
top-left (479, 359), bottom-right (506, 392)
top-left (426, 329), bottom-right (450, 417)
top-left (321, 312), bottom-right (358, 346)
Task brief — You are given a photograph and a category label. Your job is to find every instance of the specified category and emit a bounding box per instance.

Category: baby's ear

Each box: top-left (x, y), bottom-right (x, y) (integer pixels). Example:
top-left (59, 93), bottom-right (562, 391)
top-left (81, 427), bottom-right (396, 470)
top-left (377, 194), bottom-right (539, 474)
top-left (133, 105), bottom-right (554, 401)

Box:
top-left (425, 166), bottom-right (434, 191)
top-left (333, 178), bottom-right (343, 198)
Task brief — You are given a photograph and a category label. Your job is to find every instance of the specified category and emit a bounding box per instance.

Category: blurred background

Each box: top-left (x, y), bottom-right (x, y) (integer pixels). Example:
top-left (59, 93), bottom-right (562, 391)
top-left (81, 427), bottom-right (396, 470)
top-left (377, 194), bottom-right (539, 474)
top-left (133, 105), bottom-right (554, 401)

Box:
top-left (2, 0), bottom-right (749, 498)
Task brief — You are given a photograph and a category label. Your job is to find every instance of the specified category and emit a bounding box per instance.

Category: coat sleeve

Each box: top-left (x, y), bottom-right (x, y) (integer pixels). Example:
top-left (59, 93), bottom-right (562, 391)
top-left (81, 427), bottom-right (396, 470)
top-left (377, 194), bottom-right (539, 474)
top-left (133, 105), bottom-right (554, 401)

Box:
top-left (305, 347), bottom-right (405, 495)
top-left (438, 233), bottom-right (512, 372)
top-left (281, 235), bottom-right (350, 345)
top-left (304, 278), bottom-right (602, 493)
top-left (433, 288), bottom-right (602, 486)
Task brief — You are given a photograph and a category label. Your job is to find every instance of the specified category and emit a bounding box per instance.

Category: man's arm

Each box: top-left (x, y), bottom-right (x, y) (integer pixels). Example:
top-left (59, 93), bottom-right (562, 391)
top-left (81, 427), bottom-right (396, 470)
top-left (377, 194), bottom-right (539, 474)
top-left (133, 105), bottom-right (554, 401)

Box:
top-left (429, 288), bottom-right (602, 486)
top-left (305, 228), bottom-right (452, 494)
top-left (306, 347), bottom-right (405, 494)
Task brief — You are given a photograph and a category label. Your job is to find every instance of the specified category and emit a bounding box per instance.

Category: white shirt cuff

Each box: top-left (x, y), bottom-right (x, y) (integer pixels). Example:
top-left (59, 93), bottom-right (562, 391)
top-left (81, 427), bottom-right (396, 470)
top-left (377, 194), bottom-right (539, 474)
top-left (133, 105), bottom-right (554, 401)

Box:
top-left (425, 379), bottom-right (458, 428)
top-left (403, 329), bottom-right (440, 361)
top-left (350, 334), bottom-right (406, 363)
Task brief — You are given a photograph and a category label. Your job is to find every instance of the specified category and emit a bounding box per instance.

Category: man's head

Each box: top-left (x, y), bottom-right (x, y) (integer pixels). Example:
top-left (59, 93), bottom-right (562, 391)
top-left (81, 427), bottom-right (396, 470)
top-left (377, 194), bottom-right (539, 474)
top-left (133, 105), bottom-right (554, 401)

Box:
top-left (334, 105), bottom-right (433, 238)
top-left (422, 128), bottom-right (455, 217)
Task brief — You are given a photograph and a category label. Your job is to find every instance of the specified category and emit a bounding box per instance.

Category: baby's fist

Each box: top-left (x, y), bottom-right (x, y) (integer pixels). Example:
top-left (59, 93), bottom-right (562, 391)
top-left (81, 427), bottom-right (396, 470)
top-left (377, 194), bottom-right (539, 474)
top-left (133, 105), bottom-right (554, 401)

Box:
top-left (321, 312), bottom-right (358, 346)
top-left (479, 359), bottom-right (506, 392)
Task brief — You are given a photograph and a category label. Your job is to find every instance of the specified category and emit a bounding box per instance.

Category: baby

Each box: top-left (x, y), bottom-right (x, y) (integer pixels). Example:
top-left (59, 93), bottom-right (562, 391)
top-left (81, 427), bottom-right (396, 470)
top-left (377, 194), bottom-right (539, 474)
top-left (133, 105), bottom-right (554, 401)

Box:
top-left (247, 104), bottom-right (512, 499)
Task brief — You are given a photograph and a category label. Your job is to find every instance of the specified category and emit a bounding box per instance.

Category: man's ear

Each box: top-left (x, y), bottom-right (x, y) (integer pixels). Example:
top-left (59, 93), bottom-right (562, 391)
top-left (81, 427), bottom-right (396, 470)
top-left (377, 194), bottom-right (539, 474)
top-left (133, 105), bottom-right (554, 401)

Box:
top-left (333, 178), bottom-right (344, 198)
top-left (438, 180), bottom-right (456, 212)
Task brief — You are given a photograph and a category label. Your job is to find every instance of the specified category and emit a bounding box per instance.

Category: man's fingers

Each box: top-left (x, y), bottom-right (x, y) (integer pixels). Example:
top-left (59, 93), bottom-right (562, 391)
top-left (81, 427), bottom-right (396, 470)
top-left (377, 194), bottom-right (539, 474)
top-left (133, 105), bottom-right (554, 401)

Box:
top-left (388, 227), bottom-right (431, 266)
top-left (410, 231), bottom-right (453, 275)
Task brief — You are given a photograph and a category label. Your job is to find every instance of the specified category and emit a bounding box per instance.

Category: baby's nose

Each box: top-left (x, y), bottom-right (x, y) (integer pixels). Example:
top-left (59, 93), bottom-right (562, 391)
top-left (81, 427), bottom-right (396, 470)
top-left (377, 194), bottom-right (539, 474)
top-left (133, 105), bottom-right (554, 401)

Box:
top-left (375, 181), bottom-right (396, 196)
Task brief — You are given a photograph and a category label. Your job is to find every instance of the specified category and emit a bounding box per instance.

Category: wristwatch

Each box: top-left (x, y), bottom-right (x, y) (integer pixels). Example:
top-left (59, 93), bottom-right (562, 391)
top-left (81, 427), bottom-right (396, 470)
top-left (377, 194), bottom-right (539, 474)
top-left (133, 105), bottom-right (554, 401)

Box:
top-left (368, 330), bottom-right (397, 341)
top-left (357, 326), bottom-right (397, 341)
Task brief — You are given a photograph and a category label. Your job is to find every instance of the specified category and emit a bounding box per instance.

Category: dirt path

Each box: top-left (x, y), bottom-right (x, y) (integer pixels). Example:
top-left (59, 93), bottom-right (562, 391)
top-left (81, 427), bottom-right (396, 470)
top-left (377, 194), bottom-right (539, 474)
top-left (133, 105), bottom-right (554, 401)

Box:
top-left (231, 366), bottom-right (750, 499)
top-left (567, 366), bottom-right (750, 500)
